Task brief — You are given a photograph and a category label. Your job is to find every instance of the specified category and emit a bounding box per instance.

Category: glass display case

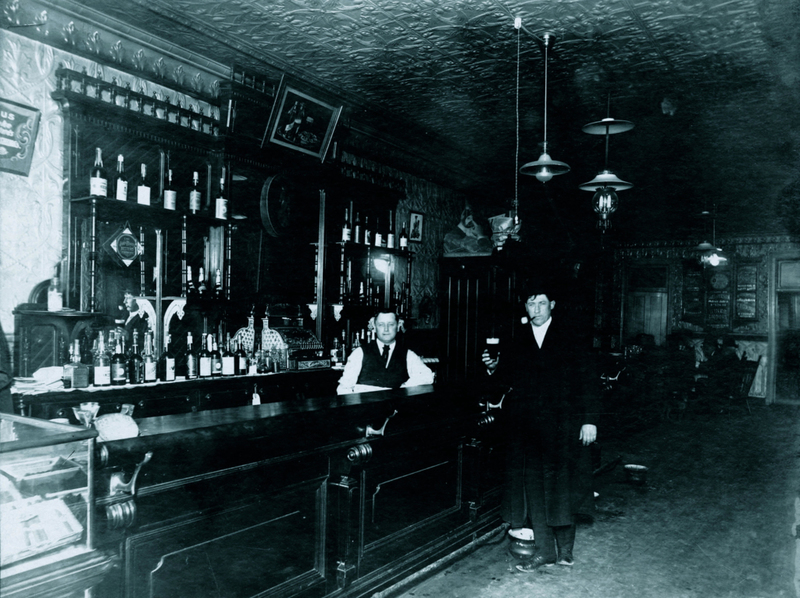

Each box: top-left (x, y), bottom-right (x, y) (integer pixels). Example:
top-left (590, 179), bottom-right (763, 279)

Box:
top-left (0, 413), bottom-right (109, 598)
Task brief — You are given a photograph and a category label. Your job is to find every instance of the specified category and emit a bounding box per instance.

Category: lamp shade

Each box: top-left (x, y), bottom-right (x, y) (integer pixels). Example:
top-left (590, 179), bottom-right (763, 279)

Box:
top-left (582, 117), bottom-right (635, 135)
top-left (520, 152), bottom-right (571, 182)
top-left (579, 170), bottom-right (633, 191)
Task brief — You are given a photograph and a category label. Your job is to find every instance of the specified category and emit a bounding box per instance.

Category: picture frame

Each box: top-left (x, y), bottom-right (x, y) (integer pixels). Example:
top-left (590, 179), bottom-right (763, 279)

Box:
top-left (409, 211), bottom-right (424, 243)
top-left (0, 97), bottom-right (41, 176)
top-left (262, 80), bottom-right (342, 162)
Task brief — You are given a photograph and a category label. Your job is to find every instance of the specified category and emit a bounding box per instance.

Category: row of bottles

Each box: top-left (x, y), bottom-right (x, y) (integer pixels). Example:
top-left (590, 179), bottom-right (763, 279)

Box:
top-left (89, 148), bottom-right (228, 219)
top-left (341, 208), bottom-right (408, 250)
top-left (186, 265), bottom-right (225, 301)
top-left (63, 315), bottom-right (293, 388)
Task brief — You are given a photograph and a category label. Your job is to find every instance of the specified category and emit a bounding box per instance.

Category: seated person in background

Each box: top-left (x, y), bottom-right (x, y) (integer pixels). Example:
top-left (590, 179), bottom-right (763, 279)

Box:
top-left (336, 309), bottom-right (434, 395)
top-left (703, 335), bottom-right (742, 399)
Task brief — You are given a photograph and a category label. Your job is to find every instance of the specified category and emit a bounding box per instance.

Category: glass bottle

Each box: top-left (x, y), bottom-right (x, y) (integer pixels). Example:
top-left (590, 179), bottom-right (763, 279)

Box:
top-left (211, 334), bottom-right (222, 377)
top-left (142, 331), bottom-right (157, 382)
top-left (158, 333), bottom-right (176, 381)
top-left (198, 333), bottom-right (212, 378)
top-left (89, 147), bottom-right (107, 197)
top-left (185, 332), bottom-right (198, 379)
top-left (215, 171), bottom-right (227, 220)
top-left (387, 211), bottom-right (396, 249)
top-left (111, 334), bottom-right (128, 386)
top-left (353, 211), bottom-right (362, 244)
top-left (136, 163), bottom-right (151, 205)
top-left (128, 330), bottom-right (144, 384)
top-left (163, 168), bottom-right (177, 210)
top-left (115, 154), bottom-right (128, 201)
top-left (197, 266), bottom-right (207, 297)
top-left (222, 333), bottom-right (235, 377)
top-left (187, 265), bottom-right (197, 299)
top-left (47, 275), bottom-right (63, 312)
top-left (235, 338), bottom-right (248, 376)
top-left (399, 222), bottom-right (409, 250)
top-left (374, 217), bottom-right (383, 248)
top-left (93, 331), bottom-right (111, 387)
top-left (363, 216), bottom-right (371, 246)
top-left (214, 269), bottom-right (223, 299)
top-left (342, 207), bottom-right (351, 242)
top-left (189, 171), bottom-right (201, 214)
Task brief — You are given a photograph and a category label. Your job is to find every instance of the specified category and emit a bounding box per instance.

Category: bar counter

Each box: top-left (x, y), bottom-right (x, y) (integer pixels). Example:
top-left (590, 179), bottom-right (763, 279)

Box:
top-left (89, 384), bottom-right (504, 598)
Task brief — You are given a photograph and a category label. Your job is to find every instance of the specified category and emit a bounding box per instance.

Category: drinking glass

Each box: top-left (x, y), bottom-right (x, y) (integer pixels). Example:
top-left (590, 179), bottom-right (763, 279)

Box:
top-left (485, 337), bottom-right (500, 360)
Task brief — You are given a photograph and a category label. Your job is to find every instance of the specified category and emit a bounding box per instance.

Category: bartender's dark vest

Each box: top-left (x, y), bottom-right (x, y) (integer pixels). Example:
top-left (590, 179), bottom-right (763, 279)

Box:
top-left (357, 341), bottom-right (409, 389)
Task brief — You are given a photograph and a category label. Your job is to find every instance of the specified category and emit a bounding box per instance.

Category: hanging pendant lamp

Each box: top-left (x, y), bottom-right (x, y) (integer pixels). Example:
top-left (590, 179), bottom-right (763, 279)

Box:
top-left (519, 32), bottom-right (570, 182)
top-left (697, 208), bottom-right (728, 267)
top-left (580, 97), bottom-right (633, 229)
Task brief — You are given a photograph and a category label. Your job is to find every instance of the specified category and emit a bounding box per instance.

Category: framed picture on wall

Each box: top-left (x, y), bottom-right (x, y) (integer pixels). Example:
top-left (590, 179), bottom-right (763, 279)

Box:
top-left (409, 212), bottom-right (424, 243)
top-left (0, 98), bottom-right (40, 176)
top-left (262, 80), bottom-right (342, 162)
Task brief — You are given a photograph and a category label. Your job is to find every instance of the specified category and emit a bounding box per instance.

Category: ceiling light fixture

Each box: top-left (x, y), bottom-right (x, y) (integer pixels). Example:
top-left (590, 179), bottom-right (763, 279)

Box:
top-left (580, 96), bottom-right (633, 230)
top-left (519, 32), bottom-right (569, 182)
top-left (697, 208), bottom-right (728, 267)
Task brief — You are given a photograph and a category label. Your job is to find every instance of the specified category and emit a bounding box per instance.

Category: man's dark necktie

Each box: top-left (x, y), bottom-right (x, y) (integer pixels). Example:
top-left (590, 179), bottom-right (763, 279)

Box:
top-left (382, 344), bottom-right (390, 367)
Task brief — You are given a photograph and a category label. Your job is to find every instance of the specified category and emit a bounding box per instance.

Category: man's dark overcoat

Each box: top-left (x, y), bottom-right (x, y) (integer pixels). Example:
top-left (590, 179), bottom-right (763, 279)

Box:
top-left (496, 317), bottom-right (599, 529)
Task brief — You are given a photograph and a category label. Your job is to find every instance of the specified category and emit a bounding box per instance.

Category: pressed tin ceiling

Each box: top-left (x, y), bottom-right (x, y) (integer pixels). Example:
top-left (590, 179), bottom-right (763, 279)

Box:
top-left (9, 0), bottom-right (800, 244)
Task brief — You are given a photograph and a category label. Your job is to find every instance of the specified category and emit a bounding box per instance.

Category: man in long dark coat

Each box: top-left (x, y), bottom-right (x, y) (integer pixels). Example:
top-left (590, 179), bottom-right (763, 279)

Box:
top-left (483, 283), bottom-right (599, 571)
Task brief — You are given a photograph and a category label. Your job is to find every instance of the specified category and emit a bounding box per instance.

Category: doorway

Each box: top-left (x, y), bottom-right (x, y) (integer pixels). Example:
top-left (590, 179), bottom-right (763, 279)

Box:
top-left (773, 258), bottom-right (800, 403)
top-left (623, 266), bottom-right (669, 346)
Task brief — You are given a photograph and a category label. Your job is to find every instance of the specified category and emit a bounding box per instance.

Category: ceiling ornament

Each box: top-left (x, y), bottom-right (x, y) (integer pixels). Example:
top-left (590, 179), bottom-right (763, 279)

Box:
top-left (519, 32), bottom-right (569, 183)
top-left (580, 96), bottom-right (634, 231)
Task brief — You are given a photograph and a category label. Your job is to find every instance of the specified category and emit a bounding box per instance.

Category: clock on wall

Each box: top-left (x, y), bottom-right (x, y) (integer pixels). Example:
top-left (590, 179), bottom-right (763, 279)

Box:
top-left (709, 272), bottom-right (730, 290)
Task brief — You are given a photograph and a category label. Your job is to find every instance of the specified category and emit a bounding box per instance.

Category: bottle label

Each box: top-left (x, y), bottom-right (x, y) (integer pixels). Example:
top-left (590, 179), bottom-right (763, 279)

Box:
top-left (215, 197), bottom-right (228, 220)
top-left (165, 357), bottom-right (176, 380)
top-left (137, 185), bottom-right (151, 205)
top-left (187, 356), bottom-right (198, 378)
top-left (164, 190), bottom-right (177, 210)
top-left (400, 236), bottom-right (408, 249)
top-left (112, 363), bottom-right (127, 384)
top-left (374, 232), bottom-right (383, 247)
top-left (199, 357), bottom-right (211, 377)
top-left (190, 190), bottom-right (201, 213)
top-left (94, 365), bottom-right (111, 386)
top-left (144, 362), bottom-right (157, 381)
top-left (116, 180), bottom-right (128, 201)
top-left (238, 356), bottom-right (248, 373)
top-left (222, 356), bottom-right (235, 376)
top-left (212, 357), bottom-right (222, 375)
top-left (342, 227), bottom-right (351, 242)
top-left (387, 233), bottom-right (396, 249)
top-left (90, 177), bottom-right (107, 197)
top-left (47, 288), bottom-right (63, 312)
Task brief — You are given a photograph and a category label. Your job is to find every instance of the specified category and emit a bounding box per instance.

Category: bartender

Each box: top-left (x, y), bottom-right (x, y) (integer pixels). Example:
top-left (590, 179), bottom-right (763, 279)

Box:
top-left (336, 308), bottom-right (434, 395)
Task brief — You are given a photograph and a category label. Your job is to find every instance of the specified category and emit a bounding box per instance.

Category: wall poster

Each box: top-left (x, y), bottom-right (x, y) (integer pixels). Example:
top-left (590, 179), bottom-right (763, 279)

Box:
top-left (0, 98), bottom-right (40, 176)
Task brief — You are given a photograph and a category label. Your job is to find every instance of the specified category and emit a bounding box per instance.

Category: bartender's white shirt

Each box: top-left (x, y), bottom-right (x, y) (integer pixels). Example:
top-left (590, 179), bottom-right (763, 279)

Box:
top-left (336, 341), bottom-right (434, 395)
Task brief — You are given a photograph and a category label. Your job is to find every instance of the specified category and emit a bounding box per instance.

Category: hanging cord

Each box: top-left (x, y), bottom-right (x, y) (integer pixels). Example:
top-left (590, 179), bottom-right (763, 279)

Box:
top-left (514, 19), bottom-right (521, 216)
top-left (542, 35), bottom-right (549, 148)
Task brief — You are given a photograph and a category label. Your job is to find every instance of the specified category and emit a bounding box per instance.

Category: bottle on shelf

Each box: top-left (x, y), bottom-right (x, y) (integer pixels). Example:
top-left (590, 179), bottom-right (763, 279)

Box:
top-left (189, 171), bottom-right (202, 214)
top-left (142, 331), bottom-right (157, 382)
top-left (363, 216), bottom-right (371, 246)
top-left (387, 211), bottom-right (396, 249)
top-left (187, 265), bottom-right (197, 299)
top-left (215, 170), bottom-right (227, 220)
top-left (163, 168), bottom-right (177, 210)
top-left (210, 334), bottom-right (223, 377)
top-left (47, 274), bottom-right (63, 312)
top-left (185, 332), bottom-right (198, 379)
top-left (158, 333), bottom-right (176, 381)
top-left (353, 211), bottom-right (362, 244)
top-left (136, 163), bottom-right (151, 206)
top-left (198, 333), bottom-right (212, 378)
top-left (111, 334), bottom-right (128, 386)
top-left (234, 338), bottom-right (248, 376)
top-left (399, 221), bottom-right (409, 250)
top-left (331, 337), bottom-right (340, 367)
top-left (197, 266), bottom-right (207, 297)
top-left (64, 339), bottom-right (90, 389)
top-left (89, 147), bottom-right (108, 197)
top-left (214, 269), bottom-right (223, 299)
top-left (342, 207), bottom-right (351, 242)
top-left (128, 330), bottom-right (144, 384)
top-left (115, 154), bottom-right (128, 201)
top-left (221, 333), bottom-right (235, 377)
top-left (93, 331), bottom-right (111, 387)
top-left (374, 217), bottom-right (383, 248)
top-left (358, 282), bottom-right (366, 305)
top-left (339, 329), bottom-right (347, 364)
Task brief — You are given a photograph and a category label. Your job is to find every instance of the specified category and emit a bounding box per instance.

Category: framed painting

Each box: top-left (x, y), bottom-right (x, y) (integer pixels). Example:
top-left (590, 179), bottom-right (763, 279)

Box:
top-left (263, 81), bottom-right (342, 162)
top-left (409, 211), bottom-right (424, 243)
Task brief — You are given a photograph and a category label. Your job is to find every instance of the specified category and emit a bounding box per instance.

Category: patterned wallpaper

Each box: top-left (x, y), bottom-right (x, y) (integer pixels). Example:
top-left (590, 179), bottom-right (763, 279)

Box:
top-left (0, 29), bottom-right (463, 352)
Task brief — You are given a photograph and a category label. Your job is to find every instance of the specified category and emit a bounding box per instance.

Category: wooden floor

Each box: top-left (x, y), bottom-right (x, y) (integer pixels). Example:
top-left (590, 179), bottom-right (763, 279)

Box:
top-left (388, 401), bottom-right (800, 598)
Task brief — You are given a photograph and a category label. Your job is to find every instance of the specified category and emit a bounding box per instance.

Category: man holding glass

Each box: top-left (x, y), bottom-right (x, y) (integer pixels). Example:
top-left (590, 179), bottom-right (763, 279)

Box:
top-left (483, 281), bottom-right (598, 572)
